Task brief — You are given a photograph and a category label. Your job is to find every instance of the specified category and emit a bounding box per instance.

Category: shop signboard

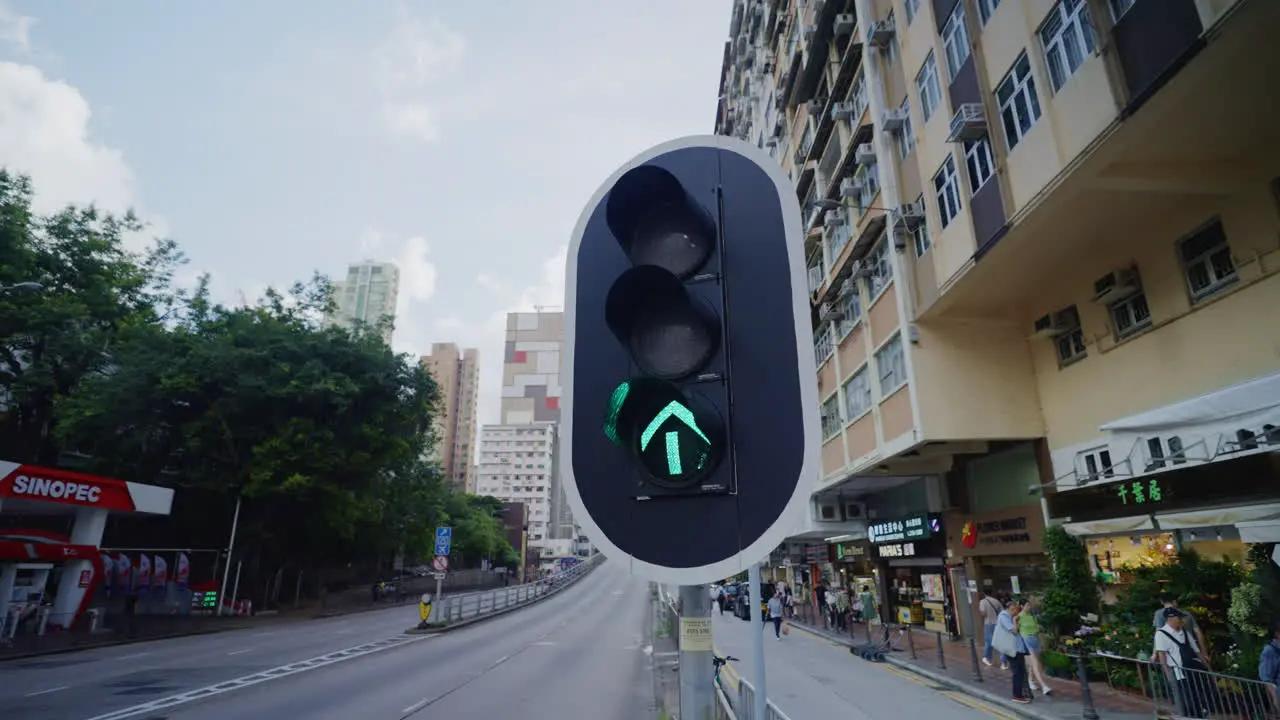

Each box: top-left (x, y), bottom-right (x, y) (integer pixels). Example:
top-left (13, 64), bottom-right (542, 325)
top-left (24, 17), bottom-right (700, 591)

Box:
top-left (834, 542), bottom-right (868, 561)
top-left (876, 542), bottom-right (917, 558)
top-left (948, 504), bottom-right (1046, 557)
top-left (1045, 453), bottom-right (1276, 523)
top-left (868, 513), bottom-right (939, 545)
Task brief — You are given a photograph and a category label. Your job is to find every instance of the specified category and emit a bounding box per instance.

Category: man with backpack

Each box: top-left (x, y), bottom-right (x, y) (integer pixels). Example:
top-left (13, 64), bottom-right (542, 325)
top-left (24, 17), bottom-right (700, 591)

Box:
top-left (1260, 620), bottom-right (1280, 707)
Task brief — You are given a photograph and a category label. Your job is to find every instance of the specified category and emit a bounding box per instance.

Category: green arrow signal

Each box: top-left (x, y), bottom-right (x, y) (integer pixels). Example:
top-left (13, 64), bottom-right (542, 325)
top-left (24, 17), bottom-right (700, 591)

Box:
top-left (665, 431), bottom-right (683, 475)
top-left (639, 401), bottom-right (710, 452)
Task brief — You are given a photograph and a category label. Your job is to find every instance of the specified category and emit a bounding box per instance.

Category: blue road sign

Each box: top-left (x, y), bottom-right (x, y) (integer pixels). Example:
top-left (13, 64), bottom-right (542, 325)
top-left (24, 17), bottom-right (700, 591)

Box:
top-left (435, 526), bottom-right (452, 556)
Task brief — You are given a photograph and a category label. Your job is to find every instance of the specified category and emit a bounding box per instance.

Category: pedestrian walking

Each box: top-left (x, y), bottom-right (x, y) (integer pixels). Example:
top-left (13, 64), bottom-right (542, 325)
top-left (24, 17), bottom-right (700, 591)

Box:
top-left (1019, 596), bottom-right (1051, 695)
top-left (992, 599), bottom-right (1031, 704)
top-left (767, 593), bottom-right (785, 640)
top-left (715, 586), bottom-right (727, 615)
top-left (1153, 606), bottom-right (1210, 718)
top-left (978, 589), bottom-right (1007, 670)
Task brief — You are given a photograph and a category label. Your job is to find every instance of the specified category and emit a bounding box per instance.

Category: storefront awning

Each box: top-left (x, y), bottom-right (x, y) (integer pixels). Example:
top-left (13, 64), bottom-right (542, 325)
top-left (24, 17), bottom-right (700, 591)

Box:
top-left (1153, 502), bottom-right (1280, 530)
top-left (1098, 370), bottom-right (1280, 441)
top-left (1061, 515), bottom-right (1154, 537)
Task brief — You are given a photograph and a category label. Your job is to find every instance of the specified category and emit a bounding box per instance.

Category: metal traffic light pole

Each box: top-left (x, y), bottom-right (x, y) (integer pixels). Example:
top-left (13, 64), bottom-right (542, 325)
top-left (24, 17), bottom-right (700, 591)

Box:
top-left (748, 563), bottom-right (769, 719)
top-left (678, 584), bottom-right (715, 719)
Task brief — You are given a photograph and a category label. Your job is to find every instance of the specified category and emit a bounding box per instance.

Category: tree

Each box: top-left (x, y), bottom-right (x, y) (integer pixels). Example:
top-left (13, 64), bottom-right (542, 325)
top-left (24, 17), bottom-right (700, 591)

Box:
top-left (56, 274), bottom-right (442, 573)
top-left (1040, 525), bottom-right (1100, 635)
top-left (0, 170), bottom-right (183, 464)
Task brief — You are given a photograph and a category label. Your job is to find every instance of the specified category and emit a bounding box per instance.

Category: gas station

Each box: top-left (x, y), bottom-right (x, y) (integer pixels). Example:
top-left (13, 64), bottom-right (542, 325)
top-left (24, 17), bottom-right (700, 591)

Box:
top-left (0, 460), bottom-right (174, 634)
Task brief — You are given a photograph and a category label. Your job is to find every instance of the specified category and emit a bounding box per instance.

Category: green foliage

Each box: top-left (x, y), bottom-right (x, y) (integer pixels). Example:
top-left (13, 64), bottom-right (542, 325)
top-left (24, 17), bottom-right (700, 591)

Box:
top-left (1040, 525), bottom-right (1099, 635)
top-left (1, 168), bottom-right (520, 584)
top-left (1226, 543), bottom-right (1280, 679)
top-left (1109, 549), bottom-right (1244, 658)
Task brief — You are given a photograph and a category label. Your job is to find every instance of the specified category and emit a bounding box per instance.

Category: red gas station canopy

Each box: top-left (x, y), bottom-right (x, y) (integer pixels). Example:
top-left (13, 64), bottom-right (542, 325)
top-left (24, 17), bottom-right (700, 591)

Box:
top-left (0, 461), bottom-right (173, 516)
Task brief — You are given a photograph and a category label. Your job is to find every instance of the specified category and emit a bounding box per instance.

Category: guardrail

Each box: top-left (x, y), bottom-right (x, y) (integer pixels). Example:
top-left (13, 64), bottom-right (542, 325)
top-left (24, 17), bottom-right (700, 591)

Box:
top-left (425, 554), bottom-right (602, 625)
top-left (1090, 651), bottom-right (1279, 719)
top-left (737, 679), bottom-right (793, 720)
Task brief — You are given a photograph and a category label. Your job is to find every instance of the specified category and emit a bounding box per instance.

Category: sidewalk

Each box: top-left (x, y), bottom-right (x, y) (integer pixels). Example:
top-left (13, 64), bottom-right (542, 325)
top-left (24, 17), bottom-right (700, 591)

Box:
top-left (785, 611), bottom-right (1152, 720)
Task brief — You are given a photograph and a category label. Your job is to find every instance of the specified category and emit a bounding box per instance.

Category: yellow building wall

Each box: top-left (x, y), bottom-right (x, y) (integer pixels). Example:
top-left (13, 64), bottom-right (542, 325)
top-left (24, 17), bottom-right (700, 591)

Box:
top-left (881, 386), bottom-right (915, 443)
top-left (1030, 181), bottom-right (1280, 450)
top-left (868, 280), bottom-right (901, 350)
top-left (913, 319), bottom-right (1046, 441)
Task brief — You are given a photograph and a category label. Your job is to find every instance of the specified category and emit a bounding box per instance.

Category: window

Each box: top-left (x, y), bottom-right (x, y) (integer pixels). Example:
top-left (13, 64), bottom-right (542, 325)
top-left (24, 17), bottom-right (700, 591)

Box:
top-left (856, 162), bottom-right (879, 213)
top-left (850, 72), bottom-right (870, 119)
top-left (1040, 0), bottom-right (1096, 93)
top-left (875, 334), bottom-right (907, 396)
top-left (896, 97), bottom-right (916, 159)
top-left (825, 214), bottom-right (852, 261)
top-left (843, 366), bottom-right (873, 421)
top-left (915, 53), bottom-right (943, 122)
top-left (1055, 328), bottom-right (1086, 367)
top-left (814, 325), bottom-right (835, 365)
top-left (978, 0), bottom-right (1001, 24)
top-left (933, 155), bottom-right (962, 229)
top-left (837, 286), bottom-right (862, 337)
top-left (964, 139), bottom-right (995, 193)
top-left (866, 236), bottom-right (893, 300)
top-left (821, 393), bottom-right (843, 439)
top-left (904, 0), bottom-right (920, 24)
top-left (1108, 0), bottom-right (1136, 21)
top-left (995, 53), bottom-right (1042, 150)
top-left (1110, 292), bottom-right (1151, 339)
top-left (911, 194), bottom-right (932, 257)
top-left (1178, 219), bottom-right (1237, 302)
top-left (941, 4), bottom-right (971, 79)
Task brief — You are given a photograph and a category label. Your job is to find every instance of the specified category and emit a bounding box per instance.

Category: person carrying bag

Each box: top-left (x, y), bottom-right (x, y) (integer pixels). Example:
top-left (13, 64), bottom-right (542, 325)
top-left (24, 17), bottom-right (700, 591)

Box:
top-left (993, 600), bottom-right (1032, 704)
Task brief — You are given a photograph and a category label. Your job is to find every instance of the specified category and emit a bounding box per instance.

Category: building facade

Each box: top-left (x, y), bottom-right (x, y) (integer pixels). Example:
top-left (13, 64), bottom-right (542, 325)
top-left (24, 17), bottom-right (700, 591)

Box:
top-left (718, 0), bottom-right (1280, 631)
top-left (498, 311), bottom-right (576, 541)
top-left (325, 260), bottom-right (400, 345)
top-left (475, 423), bottom-right (573, 573)
top-left (420, 343), bottom-right (480, 492)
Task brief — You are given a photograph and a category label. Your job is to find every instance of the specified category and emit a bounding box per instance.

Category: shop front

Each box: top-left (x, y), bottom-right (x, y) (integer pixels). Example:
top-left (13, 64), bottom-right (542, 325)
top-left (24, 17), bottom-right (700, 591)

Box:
top-left (945, 503), bottom-right (1049, 638)
top-left (1047, 451), bottom-right (1280, 604)
top-left (869, 514), bottom-right (953, 635)
top-left (831, 540), bottom-right (877, 614)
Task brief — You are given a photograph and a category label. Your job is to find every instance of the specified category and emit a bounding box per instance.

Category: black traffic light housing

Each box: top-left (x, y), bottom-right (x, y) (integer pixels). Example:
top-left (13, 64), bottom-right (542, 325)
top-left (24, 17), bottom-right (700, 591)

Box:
top-left (562, 136), bottom-right (819, 585)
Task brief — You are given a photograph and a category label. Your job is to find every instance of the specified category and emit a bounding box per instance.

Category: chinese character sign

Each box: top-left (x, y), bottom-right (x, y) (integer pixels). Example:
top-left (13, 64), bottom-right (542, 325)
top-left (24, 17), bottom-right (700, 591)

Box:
top-left (1117, 479), bottom-right (1165, 505)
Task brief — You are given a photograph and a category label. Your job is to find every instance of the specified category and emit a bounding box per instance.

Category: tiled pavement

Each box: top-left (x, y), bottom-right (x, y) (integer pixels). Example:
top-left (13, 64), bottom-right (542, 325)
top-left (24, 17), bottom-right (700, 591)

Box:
top-left (786, 608), bottom-right (1155, 720)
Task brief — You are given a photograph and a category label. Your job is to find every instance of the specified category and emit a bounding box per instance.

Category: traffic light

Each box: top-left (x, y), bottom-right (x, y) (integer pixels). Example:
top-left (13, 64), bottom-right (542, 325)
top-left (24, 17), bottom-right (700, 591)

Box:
top-left (561, 136), bottom-right (820, 585)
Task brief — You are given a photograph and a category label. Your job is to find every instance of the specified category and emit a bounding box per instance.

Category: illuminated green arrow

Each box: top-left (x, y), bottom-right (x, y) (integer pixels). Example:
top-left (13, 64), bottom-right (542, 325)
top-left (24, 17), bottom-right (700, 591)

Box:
top-left (639, 401), bottom-right (709, 452)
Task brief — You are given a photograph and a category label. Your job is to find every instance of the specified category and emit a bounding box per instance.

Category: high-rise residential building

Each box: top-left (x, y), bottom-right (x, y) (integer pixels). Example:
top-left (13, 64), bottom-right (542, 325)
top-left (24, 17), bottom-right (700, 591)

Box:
top-left (420, 343), bottom-right (480, 492)
top-left (717, 0), bottom-right (1280, 606)
top-left (475, 424), bottom-right (569, 571)
top-left (498, 311), bottom-right (576, 541)
top-left (325, 260), bottom-right (400, 345)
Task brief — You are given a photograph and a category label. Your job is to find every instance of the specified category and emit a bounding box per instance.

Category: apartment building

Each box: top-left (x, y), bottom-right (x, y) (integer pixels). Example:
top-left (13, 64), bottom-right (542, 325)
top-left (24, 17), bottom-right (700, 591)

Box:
top-left (500, 311), bottom-right (576, 541)
top-left (474, 423), bottom-right (562, 566)
top-left (324, 260), bottom-right (400, 345)
top-left (420, 343), bottom-right (480, 492)
top-left (717, 0), bottom-right (1280, 599)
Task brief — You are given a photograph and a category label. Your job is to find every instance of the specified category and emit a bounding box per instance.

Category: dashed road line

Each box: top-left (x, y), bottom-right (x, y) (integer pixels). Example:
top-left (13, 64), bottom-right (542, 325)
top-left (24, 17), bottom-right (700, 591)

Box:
top-left (226, 648), bottom-right (254, 656)
top-left (81, 635), bottom-right (427, 720)
top-left (943, 690), bottom-right (1018, 720)
top-left (26, 685), bottom-right (69, 697)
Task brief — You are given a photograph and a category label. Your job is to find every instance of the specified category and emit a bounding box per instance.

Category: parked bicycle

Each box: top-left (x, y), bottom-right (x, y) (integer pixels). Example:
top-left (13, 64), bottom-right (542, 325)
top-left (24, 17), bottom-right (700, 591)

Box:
top-left (713, 653), bottom-right (739, 693)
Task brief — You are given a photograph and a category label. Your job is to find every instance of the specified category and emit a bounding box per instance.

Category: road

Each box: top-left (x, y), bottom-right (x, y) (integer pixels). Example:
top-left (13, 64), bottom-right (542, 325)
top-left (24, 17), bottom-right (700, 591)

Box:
top-left (711, 610), bottom-right (1019, 720)
top-left (3, 561), bottom-right (654, 720)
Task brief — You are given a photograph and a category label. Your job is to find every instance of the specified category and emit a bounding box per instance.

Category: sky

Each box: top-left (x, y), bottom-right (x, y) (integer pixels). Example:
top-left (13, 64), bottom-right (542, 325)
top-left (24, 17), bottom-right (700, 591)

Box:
top-left (0, 0), bottom-right (732, 426)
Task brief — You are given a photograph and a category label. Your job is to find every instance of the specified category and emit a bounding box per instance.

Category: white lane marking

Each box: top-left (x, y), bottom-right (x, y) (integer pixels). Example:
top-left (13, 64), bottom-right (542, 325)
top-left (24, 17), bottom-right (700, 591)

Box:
top-left (115, 652), bottom-right (150, 661)
top-left (81, 635), bottom-right (428, 720)
top-left (251, 631), bottom-right (276, 637)
top-left (532, 641), bottom-right (555, 646)
top-left (490, 654), bottom-right (511, 668)
top-left (26, 686), bottom-right (69, 697)
top-left (226, 648), bottom-right (254, 656)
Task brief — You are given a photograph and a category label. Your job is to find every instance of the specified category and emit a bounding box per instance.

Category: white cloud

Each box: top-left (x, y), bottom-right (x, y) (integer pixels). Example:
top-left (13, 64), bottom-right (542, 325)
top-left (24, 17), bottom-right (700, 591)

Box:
top-left (371, 8), bottom-right (464, 143)
top-left (0, 0), bottom-right (33, 54)
top-left (0, 54), bottom-right (170, 253)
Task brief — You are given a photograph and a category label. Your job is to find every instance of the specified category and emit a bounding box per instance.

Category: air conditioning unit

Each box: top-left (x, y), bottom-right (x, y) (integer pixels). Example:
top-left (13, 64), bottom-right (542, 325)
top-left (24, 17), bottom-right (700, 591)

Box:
top-left (867, 18), bottom-right (896, 47)
top-left (892, 232), bottom-right (907, 251)
top-left (765, 135), bottom-right (779, 147)
top-left (802, 25), bottom-right (817, 44)
top-left (807, 98), bottom-right (826, 117)
top-left (1030, 306), bottom-right (1081, 340)
top-left (855, 143), bottom-right (876, 165)
top-left (842, 502), bottom-right (868, 521)
top-left (839, 177), bottom-right (861, 198)
top-left (838, 278), bottom-right (856, 297)
top-left (824, 208), bottom-right (847, 227)
top-left (881, 108), bottom-right (908, 133)
top-left (819, 302), bottom-right (845, 324)
top-left (831, 101), bottom-right (857, 121)
top-left (893, 202), bottom-right (926, 229)
top-left (853, 260), bottom-right (873, 279)
top-left (1092, 268), bottom-right (1141, 304)
top-left (833, 13), bottom-right (856, 36)
top-left (817, 502), bottom-right (842, 522)
top-left (947, 103), bottom-right (988, 143)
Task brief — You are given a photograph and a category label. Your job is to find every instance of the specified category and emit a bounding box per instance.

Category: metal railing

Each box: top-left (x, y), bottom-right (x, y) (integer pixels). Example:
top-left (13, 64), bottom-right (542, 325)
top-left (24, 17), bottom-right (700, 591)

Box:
top-left (1091, 652), bottom-right (1279, 719)
top-left (737, 679), bottom-right (793, 720)
top-left (426, 555), bottom-right (602, 625)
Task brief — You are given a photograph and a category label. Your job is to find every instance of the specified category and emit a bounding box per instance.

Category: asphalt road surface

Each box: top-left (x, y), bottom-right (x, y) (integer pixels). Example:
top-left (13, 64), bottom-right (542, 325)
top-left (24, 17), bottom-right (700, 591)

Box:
top-left (3, 561), bottom-right (653, 720)
top-left (711, 610), bottom-right (1018, 720)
